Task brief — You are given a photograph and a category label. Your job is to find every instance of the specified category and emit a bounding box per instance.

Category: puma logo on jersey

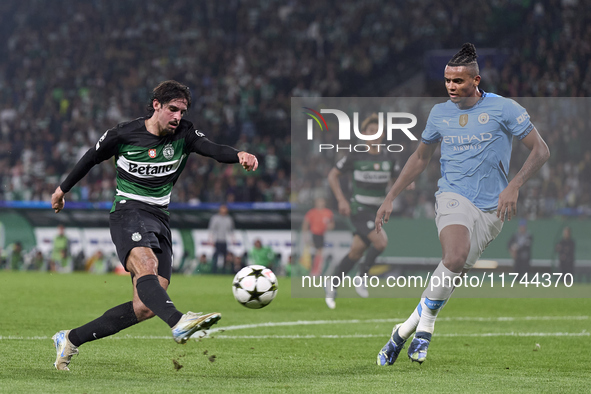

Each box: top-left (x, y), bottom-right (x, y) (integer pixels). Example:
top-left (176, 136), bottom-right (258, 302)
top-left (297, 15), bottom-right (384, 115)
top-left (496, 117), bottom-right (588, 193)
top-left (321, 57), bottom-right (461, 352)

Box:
top-left (442, 118), bottom-right (452, 126)
top-left (195, 130), bottom-right (205, 137)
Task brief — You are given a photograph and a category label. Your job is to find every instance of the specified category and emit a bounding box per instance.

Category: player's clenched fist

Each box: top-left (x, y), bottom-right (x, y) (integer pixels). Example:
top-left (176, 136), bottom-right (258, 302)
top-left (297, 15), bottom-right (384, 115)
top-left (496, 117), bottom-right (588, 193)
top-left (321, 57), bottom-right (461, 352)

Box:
top-left (238, 151), bottom-right (258, 172)
top-left (51, 186), bottom-right (66, 213)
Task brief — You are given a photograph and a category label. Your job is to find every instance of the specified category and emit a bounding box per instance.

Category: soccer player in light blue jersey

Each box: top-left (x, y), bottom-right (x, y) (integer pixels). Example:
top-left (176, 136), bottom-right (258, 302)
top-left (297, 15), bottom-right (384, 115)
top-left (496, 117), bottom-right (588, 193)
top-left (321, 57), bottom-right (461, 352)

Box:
top-left (375, 43), bottom-right (550, 366)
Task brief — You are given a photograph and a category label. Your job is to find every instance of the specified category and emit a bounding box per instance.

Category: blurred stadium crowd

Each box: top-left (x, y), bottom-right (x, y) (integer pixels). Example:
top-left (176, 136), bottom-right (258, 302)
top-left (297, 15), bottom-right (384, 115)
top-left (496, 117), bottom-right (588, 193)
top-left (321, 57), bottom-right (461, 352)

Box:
top-left (0, 0), bottom-right (589, 218)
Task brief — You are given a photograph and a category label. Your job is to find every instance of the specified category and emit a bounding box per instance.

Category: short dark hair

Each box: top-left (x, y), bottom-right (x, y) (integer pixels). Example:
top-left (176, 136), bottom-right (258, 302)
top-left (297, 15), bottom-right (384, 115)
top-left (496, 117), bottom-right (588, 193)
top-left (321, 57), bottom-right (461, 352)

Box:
top-left (447, 43), bottom-right (479, 76)
top-left (147, 80), bottom-right (192, 114)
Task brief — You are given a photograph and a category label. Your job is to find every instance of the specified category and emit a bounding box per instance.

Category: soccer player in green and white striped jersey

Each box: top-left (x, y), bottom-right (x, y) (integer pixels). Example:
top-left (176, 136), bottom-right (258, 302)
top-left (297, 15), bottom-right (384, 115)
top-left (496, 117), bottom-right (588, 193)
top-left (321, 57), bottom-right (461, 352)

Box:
top-left (50, 80), bottom-right (258, 371)
top-left (326, 113), bottom-right (404, 309)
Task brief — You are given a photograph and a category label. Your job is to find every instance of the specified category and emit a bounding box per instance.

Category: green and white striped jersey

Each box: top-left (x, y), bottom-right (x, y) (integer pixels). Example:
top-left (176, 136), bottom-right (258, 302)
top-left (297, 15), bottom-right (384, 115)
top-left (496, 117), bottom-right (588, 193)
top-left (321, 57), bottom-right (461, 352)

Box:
top-left (335, 151), bottom-right (400, 215)
top-left (60, 117), bottom-right (239, 212)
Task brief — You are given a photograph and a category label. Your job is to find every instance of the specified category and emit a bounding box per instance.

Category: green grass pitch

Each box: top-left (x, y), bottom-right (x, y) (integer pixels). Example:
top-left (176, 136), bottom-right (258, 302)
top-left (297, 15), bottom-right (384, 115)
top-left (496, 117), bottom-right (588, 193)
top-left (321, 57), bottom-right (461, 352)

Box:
top-left (0, 271), bottom-right (589, 393)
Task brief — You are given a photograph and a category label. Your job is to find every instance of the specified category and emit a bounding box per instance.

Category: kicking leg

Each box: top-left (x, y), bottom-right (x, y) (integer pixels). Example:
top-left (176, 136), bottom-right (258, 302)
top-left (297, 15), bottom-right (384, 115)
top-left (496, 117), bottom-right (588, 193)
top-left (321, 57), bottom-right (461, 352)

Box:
top-left (127, 247), bottom-right (221, 344)
top-left (128, 247), bottom-right (183, 327)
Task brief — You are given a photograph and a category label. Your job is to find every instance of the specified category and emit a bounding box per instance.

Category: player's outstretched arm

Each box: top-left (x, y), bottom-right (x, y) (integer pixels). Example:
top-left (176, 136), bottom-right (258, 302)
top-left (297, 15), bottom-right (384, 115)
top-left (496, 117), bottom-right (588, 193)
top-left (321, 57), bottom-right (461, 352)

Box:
top-left (51, 186), bottom-right (66, 213)
top-left (191, 136), bottom-right (257, 169)
top-left (375, 142), bottom-right (437, 233)
top-left (53, 128), bottom-right (119, 214)
top-left (497, 128), bottom-right (549, 222)
top-left (53, 144), bottom-right (112, 213)
top-left (237, 151), bottom-right (258, 171)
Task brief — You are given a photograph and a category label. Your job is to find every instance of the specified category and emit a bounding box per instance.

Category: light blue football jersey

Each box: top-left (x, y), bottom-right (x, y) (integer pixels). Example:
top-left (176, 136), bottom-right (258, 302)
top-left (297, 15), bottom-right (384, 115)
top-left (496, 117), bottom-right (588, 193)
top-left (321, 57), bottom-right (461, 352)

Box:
top-left (422, 91), bottom-right (534, 211)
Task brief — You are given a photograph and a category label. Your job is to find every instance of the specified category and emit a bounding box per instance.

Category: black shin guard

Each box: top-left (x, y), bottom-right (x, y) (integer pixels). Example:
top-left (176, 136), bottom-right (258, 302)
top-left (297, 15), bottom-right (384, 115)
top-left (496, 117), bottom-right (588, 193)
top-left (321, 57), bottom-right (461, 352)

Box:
top-left (68, 301), bottom-right (138, 347)
top-left (136, 274), bottom-right (183, 328)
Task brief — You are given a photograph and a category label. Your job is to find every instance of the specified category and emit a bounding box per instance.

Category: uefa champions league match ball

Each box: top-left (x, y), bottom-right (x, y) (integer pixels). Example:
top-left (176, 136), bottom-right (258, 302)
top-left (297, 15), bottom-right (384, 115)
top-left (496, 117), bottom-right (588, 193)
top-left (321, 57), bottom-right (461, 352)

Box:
top-left (232, 265), bottom-right (278, 309)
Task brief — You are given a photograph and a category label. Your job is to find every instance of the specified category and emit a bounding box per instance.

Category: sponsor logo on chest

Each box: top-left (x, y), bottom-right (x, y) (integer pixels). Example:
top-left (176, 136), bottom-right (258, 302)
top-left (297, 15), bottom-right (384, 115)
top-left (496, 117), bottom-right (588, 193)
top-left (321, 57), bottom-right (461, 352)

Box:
top-left (354, 171), bottom-right (390, 182)
top-left (128, 162), bottom-right (176, 175)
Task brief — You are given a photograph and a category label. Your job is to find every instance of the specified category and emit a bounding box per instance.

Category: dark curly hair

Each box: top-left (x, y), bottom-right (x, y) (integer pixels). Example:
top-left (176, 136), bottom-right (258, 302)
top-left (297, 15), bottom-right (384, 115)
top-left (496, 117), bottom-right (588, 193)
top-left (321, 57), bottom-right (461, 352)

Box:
top-left (147, 80), bottom-right (192, 114)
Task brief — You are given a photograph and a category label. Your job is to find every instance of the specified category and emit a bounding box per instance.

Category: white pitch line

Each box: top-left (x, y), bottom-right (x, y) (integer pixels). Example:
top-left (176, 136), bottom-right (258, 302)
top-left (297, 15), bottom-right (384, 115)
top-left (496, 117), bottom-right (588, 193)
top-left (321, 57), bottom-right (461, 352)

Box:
top-left (2, 331), bottom-right (588, 341)
top-left (213, 331), bottom-right (590, 339)
top-left (435, 331), bottom-right (589, 337)
top-left (205, 315), bottom-right (589, 334)
top-left (1, 315), bottom-right (587, 341)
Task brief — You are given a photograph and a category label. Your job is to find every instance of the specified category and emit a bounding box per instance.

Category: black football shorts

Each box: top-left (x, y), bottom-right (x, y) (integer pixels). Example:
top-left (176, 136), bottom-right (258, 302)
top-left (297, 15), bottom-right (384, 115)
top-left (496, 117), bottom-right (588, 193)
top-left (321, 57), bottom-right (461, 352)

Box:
top-left (349, 208), bottom-right (377, 245)
top-left (109, 201), bottom-right (173, 281)
top-left (312, 233), bottom-right (325, 249)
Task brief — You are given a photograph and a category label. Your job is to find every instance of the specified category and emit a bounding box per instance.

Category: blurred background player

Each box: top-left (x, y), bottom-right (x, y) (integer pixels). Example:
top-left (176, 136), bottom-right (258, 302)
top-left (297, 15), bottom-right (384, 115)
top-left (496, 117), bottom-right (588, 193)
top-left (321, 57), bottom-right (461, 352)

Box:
top-left (375, 43), bottom-right (550, 366)
top-left (208, 204), bottom-right (235, 274)
top-left (85, 250), bottom-right (108, 274)
top-left (325, 113), bottom-right (402, 308)
top-left (50, 225), bottom-right (70, 272)
top-left (555, 226), bottom-right (575, 276)
top-left (249, 238), bottom-right (276, 269)
top-left (50, 80), bottom-right (258, 371)
top-left (301, 197), bottom-right (334, 276)
top-left (7, 241), bottom-right (24, 271)
top-left (507, 219), bottom-right (533, 277)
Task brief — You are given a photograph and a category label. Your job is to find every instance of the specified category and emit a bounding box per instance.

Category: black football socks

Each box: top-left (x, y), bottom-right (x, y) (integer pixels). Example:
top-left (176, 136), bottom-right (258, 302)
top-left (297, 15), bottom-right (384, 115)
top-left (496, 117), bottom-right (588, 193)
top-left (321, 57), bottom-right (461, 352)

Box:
top-left (358, 246), bottom-right (383, 277)
top-left (68, 301), bottom-right (138, 347)
top-left (332, 254), bottom-right (359, 277)
top-left (135, 274), bottom-right (183, 328)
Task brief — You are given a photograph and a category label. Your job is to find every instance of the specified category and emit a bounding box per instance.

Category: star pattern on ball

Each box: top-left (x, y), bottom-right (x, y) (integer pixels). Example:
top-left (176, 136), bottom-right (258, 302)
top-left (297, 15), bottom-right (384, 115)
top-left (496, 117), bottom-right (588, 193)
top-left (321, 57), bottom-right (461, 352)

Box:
top-left (248, 267), bottom-right (265, 278)
top-left (233, 280), bottom-right (243, 290)
top-left (246, 287), bottom-right (266, 303)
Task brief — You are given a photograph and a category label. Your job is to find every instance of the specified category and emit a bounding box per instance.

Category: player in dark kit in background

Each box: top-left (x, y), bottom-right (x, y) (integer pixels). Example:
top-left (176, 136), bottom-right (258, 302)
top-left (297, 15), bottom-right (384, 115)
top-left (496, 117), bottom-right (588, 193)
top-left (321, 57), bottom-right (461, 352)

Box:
top-left (50, 80), bottom-right (258, 371)
top-left (325, 114), bottom-right (406, 309)
top-left (507, 219), bottom-right (533, 276)
top-left (555, 226), bottom-right (575, 276)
